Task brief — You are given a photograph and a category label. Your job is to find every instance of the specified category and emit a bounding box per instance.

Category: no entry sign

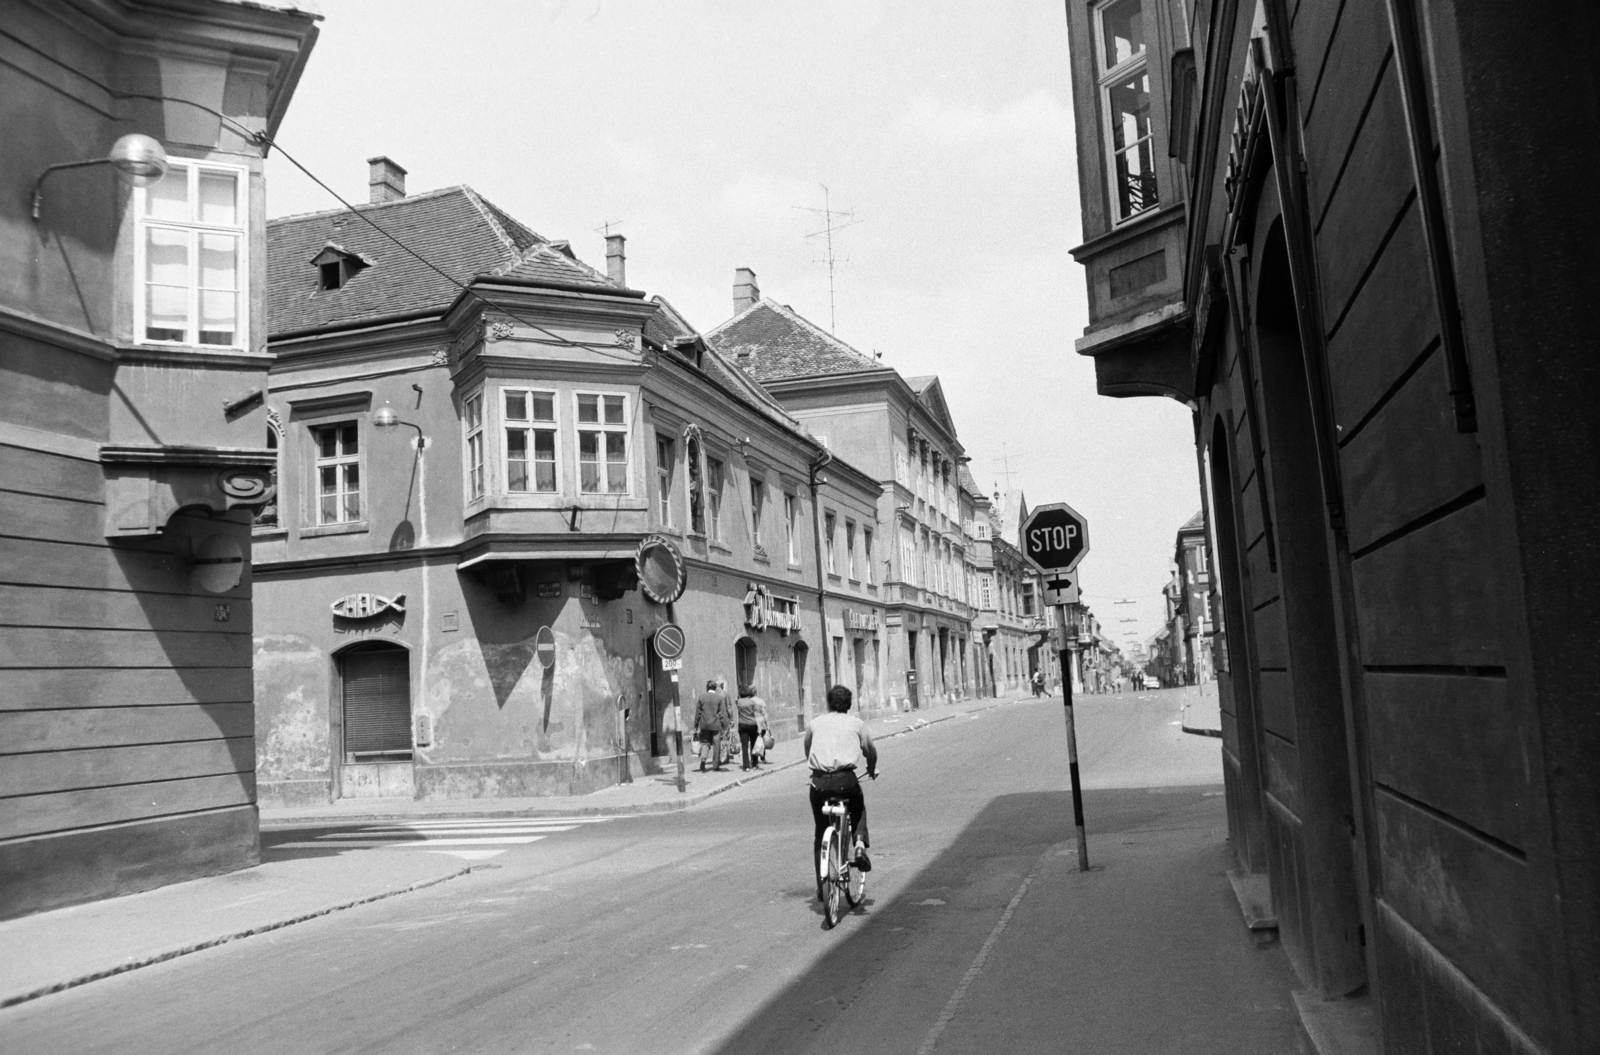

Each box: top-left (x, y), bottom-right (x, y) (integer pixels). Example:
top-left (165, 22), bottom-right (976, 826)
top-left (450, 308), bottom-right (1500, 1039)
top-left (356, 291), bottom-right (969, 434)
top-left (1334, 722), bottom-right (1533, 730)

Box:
top-left (1021, 502), bottom-right (1090, 576)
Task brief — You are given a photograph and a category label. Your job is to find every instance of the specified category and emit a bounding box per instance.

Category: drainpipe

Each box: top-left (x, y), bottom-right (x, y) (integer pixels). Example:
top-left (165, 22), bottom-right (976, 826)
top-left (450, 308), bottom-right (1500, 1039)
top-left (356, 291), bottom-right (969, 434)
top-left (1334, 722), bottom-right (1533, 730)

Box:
top-left (808, 449), bottom-right (834, 699)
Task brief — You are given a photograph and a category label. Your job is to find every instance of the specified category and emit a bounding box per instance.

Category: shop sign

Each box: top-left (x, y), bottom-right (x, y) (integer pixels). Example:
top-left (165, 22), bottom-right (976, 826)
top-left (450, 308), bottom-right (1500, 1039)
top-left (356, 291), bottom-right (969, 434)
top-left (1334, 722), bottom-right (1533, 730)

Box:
top-left (331, 592), bottom-right (405, 620)
top-left (743, 583), bottom-right (800, 634)
top-left (844, 608), bottom-right (880, 632)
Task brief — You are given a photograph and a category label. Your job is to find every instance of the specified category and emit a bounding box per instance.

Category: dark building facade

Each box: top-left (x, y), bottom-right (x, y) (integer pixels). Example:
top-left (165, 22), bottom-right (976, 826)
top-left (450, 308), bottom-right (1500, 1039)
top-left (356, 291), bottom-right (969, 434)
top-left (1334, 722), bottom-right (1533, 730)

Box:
top-left (0, 0), bottom-right (317, 918)
top-left (1064, 1), bottom-right (1600, 1052)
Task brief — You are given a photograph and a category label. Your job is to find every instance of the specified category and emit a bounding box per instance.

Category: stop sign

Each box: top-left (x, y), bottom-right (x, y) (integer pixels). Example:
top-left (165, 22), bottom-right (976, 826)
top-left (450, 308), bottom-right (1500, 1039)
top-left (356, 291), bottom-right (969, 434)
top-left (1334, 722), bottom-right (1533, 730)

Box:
top-left (1021, 502), bottom-right (1089, 575)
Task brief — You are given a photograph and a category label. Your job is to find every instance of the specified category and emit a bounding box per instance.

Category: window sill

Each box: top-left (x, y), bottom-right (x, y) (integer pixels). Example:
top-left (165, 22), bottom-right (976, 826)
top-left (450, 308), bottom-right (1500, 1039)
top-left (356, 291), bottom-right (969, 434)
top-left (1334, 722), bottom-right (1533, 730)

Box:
top-left (252, 526), bottom-right (287, 540)
top-left (300, 521), bottom-right (369, 539)
top-left (709, 540), bottom-right (733, 554)
top-left (826, 573), bottom-right (843, 582)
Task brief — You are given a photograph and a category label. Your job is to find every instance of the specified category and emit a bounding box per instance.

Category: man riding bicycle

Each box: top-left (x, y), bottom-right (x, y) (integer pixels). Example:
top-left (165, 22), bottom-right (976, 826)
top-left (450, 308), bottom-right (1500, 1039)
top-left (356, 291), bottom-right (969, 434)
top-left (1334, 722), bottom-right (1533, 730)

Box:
top-left (805, 685), bottom-right (877, 899)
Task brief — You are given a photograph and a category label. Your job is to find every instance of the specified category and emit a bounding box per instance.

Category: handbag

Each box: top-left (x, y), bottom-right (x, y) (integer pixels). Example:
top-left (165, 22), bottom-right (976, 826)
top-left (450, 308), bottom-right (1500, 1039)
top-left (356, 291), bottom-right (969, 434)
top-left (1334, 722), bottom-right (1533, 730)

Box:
top-left (763, 730), bottom-right (775, 751)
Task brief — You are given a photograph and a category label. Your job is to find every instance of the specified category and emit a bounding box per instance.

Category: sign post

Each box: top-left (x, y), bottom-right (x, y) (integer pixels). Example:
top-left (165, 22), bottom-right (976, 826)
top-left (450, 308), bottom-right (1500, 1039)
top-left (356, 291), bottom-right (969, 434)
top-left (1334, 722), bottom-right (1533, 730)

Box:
top-left (1021, 502), bottom-right (1092, 872)
top-left (654, 624), bottom-right (687, 794)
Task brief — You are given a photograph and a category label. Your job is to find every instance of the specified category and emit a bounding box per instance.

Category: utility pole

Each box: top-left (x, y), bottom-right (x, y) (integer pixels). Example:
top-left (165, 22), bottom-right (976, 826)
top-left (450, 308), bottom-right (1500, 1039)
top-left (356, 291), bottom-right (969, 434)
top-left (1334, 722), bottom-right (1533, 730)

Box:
top-left (792, 185), bottom-right (861, 333)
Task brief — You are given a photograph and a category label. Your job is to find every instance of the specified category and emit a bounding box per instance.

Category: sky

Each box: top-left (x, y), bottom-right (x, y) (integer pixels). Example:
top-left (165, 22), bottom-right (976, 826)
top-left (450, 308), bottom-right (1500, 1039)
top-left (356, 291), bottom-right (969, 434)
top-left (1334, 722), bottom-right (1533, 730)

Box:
top-left (264, 0), bottom-right (1200, 650)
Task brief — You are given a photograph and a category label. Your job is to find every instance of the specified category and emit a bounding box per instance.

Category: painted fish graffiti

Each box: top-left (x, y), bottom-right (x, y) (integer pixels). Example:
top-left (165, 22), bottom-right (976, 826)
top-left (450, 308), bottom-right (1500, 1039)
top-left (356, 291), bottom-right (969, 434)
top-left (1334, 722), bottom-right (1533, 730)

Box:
top-left (330, 593), bottom-right (406, 620)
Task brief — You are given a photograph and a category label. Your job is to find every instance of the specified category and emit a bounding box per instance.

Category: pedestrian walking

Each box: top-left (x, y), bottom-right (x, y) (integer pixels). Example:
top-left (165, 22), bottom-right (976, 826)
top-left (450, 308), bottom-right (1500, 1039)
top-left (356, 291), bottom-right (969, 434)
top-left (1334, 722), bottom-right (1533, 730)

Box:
top-left (715, 677), bottom-right (738, 768)
top-left (1031, 670), bottom-right (1044, 698)
top-left (693, 679), bottom-right (731, 772)
top-left (736, 683), bottom-right (768, 770)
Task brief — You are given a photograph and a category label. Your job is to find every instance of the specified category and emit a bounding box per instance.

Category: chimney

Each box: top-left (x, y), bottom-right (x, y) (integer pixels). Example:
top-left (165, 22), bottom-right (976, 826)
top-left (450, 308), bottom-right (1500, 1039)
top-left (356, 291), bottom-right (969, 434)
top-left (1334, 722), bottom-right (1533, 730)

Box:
top-left (367, 156), bottom-right (407, 204)
top-left (733, 267), bottom-right (760, 315)
top-left (605, 233), bottom-right (627, 287)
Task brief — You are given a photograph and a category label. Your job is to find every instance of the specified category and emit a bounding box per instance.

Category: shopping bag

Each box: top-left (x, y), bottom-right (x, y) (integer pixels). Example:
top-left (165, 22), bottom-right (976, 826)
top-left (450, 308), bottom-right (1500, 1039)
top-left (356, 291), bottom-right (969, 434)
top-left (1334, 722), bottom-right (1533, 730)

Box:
top-left (690, 737), bottom-right (701, 757)
top-left (763, 730), bottom-right (775, 751)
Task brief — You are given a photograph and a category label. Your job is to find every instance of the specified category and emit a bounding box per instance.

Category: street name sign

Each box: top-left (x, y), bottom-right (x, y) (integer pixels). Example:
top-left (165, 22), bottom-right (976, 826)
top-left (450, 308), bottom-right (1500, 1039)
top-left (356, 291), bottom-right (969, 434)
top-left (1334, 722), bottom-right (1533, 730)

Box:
top-left (1021, 502), bottom-right (1090, 576)
top-left (1042, 570), bottom-right (1080, 607)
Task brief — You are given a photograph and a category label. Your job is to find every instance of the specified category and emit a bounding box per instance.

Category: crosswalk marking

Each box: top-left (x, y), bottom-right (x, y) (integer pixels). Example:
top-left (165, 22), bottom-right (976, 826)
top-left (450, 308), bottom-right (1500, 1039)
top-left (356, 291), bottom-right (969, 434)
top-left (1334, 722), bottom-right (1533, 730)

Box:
top-left (265, 817), bottom-right (609, 861)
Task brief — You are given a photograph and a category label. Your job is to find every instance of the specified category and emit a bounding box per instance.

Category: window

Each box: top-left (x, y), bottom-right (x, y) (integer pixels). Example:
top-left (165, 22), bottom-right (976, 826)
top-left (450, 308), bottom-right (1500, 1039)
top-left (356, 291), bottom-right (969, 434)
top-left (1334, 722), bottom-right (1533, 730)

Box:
top-left (255, 427), bottom-right (280, 528)
top-left (750, 477), bottom-right (766, 548)
top-left (707, 457), bottom-right (724, 542)
top-left (655, 434), bottom-right (675, 524)
top-left (505, 389), bottom-right (557, 493)
top-left (577, 393), bottom-right (628, 494)
top-left (1022, 582), bottom-right (1037, 618)
top-left (846, 521), bottom-right (858, 580)
top-left (1096, 0), bottom-right (1158, 222)
top-left (137, 161), bottom-right (247, 347)
top-left (981, 574), bottom-right (994, 609)
top-left (465, 392), bottom-right (485, 500)
top-left (314, 422), bottom-right (361, 524)
top-left (824, 512), bottom-right (837, 574)
top-left (686, 433), bottom-right (705, 535)
top-left (783, 493), bottom-right (797, 563)
top-left (863, 528), bottom-right (874, 585)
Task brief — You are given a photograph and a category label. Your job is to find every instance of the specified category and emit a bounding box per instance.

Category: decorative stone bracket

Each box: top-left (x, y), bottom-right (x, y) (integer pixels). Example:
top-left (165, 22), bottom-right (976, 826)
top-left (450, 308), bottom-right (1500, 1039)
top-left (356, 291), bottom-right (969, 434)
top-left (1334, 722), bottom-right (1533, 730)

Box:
top-left (101, 444), bottom-right (277, 538)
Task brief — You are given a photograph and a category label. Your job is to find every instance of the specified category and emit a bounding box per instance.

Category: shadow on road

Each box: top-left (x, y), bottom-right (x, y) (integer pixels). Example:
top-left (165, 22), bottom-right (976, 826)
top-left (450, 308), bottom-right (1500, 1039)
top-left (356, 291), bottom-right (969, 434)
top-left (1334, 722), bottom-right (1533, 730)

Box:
top-left (709, 787), bottom-right (1225, 1055)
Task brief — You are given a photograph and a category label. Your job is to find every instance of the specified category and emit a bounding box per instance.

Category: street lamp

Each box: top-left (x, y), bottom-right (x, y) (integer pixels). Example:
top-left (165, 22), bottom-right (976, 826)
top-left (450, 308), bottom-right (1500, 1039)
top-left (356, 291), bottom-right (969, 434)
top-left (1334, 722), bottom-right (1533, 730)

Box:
top-left (32, 133), bottom-right (168, 221)
top-left (373, 402), bottom-right (429, 549)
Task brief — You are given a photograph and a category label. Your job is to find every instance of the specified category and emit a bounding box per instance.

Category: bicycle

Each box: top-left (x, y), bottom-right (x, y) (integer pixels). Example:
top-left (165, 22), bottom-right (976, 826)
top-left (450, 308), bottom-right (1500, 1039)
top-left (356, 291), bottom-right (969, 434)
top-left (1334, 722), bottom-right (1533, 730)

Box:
top-left (818, 772), bottom-right (875, 929)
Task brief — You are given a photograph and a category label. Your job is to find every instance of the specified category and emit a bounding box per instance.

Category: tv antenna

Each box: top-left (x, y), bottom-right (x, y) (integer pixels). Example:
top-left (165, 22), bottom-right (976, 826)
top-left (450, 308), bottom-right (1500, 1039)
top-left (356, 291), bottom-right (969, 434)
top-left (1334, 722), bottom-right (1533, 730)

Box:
top-left (994, 444), bottom-right (1022, 497)
top-left (593, 219), bottom-right (626, 237)
top-left (792, 185), bottom-right (861, 333)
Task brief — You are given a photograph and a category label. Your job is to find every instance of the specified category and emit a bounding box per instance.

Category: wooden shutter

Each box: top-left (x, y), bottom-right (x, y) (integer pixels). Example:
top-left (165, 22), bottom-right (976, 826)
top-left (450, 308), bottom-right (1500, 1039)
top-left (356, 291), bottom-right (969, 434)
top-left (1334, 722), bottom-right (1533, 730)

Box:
top-left (342, 648), bottom-right (411, 755)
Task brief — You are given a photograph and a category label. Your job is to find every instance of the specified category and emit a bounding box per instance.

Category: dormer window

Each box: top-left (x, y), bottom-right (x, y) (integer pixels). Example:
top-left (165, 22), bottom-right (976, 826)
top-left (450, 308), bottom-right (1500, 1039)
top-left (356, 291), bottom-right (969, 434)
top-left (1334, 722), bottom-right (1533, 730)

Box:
top-left (310, 244), bottom-right (369, 292)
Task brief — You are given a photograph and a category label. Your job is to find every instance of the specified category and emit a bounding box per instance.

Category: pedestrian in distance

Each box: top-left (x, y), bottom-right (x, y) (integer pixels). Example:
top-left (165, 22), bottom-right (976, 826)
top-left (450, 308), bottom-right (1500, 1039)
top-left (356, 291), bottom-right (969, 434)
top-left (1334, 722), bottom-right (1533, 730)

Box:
top-left (715, 677), bottom-right (738, 768)
top-left (736, 683), bottom-right (768, 770)
top-left (693, 679), bottom-right (730, 772)
top-left (1031, 670), bottom-right (1044, 698)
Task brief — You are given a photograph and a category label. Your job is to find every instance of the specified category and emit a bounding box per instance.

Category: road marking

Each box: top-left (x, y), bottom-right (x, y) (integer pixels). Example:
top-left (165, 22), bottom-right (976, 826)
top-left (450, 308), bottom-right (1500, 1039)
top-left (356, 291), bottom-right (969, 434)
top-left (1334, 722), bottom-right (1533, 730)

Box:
top-left (270, 836), bottom-right (548, 849)
top-left (915, 870), bottom-right (1037, 1055)
top-left (264, 818), bottom-right (609, 861)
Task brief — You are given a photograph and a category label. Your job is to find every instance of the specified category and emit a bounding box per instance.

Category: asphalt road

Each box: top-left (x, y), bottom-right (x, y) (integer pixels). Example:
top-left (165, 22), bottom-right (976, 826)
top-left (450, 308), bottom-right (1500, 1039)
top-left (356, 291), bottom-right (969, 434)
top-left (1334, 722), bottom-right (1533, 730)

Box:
top-left (1, 688), bottom-right (1304, 1054)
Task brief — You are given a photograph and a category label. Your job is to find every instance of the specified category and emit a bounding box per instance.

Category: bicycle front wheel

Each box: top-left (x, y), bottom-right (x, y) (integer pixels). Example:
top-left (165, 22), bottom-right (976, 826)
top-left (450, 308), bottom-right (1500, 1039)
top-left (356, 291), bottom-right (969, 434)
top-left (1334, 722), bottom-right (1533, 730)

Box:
top-left (845, 848), bottom-right (866, 907)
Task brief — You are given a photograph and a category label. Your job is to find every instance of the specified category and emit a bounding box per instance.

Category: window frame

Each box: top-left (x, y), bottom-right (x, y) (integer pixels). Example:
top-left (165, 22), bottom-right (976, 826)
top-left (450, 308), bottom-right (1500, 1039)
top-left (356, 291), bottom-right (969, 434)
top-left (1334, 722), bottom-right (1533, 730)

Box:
top-left (750, 477), bottom-right (767, 551)
top-left (574, 391), bottom-right (631, 496)
top-left (1094, 0), bottom-right (1159, 225)
top-left (784, 492), bottom-right (799, 565)
top-left (502, 386), bottom-right (561, 496)
top-left (824, 511), bottom-right (838, 576)
top-left (863, 527), bottom-right (874, 585)
top-left (706, 456), bottom-right (725, 543)
top-left (133, 158), bottom-right (251, 350)
top-left (845, 520), bottom-right (858, 581)
top-left (655, 432), bottom-right (675, 526)
top-left (311, 420), bottom-right (364, 527)
top-left (464, 390), bottom-right (485, 502)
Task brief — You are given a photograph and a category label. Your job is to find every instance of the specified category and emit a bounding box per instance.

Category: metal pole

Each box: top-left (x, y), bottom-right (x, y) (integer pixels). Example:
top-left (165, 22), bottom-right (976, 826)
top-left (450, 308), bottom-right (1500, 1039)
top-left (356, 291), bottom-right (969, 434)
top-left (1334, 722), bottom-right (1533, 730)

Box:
top-left (1058, 604), bottom-right (1089, 871)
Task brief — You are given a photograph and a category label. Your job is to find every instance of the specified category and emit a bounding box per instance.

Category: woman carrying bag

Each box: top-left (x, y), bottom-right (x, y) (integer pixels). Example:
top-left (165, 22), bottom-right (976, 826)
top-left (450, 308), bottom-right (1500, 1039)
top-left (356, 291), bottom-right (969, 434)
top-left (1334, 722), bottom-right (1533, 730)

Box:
top-left (737, 684), bottom-right (771, 770)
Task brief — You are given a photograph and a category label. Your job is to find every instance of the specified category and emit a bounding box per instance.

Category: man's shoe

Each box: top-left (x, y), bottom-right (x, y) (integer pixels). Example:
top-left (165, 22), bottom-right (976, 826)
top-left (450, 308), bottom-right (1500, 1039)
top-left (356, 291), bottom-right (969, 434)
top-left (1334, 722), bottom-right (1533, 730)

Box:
top-left (855, 848), bottom-right (872, 873)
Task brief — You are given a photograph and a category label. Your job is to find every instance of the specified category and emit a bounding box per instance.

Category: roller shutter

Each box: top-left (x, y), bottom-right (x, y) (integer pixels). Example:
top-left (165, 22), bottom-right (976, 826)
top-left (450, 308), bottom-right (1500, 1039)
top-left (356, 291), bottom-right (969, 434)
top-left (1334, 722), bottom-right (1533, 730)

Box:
top-left (342, 647), bottom-right (411, 755)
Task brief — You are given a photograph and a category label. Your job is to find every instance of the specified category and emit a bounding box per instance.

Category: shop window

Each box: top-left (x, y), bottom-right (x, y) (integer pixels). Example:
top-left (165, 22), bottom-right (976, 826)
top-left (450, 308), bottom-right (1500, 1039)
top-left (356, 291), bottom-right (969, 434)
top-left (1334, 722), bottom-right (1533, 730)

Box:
top-left (136, 161), bottom-right (247, 348)
top-left (313, 422), bottom-right (361, 524)
top-left (341, 644), bottom-right (412, 760)
top-left (1096, 0), bottom-right (1158, 222)
top-left (576, 393), bottom-right (628, 494)
top-left (505, 388), bottom-right (557, 493)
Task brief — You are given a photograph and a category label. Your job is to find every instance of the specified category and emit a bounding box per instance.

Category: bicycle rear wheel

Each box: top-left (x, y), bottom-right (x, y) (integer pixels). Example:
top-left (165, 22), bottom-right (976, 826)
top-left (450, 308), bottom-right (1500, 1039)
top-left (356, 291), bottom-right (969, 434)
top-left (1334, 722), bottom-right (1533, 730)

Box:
top-left (845, 851), bottom-right (866, 906)
top-left (820, 826), bottom-right (843, 929)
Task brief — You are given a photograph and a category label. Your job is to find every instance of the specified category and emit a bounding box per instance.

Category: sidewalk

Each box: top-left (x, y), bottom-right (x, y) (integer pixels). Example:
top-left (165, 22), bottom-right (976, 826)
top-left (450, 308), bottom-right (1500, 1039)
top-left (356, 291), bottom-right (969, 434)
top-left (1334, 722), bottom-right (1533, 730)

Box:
top-left (1178, 681), bottom-right (1223, 738)
top-left (0, 691), bottom-right (1033, 1009)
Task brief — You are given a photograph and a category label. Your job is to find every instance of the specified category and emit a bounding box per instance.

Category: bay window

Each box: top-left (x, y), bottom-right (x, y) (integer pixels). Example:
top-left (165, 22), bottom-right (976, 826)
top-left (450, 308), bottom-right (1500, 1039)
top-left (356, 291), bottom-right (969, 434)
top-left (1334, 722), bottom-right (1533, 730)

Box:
top-left (137, 161), bottom-right (246, 348)
top-left (577, 393), bottom-right (628, 494)
top-left (505, 389), bottom-right (557, 493)
top-left (1096, 0), bottom-right (1158, 222)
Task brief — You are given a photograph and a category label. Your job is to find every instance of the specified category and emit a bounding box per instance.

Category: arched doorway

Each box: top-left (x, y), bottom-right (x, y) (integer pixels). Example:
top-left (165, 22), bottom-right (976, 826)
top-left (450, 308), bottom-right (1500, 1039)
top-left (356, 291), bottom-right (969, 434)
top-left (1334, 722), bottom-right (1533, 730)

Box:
top-left (734, 635), bottom-right (757, 696)
top-left (336, 642), bottom-right (413, 799)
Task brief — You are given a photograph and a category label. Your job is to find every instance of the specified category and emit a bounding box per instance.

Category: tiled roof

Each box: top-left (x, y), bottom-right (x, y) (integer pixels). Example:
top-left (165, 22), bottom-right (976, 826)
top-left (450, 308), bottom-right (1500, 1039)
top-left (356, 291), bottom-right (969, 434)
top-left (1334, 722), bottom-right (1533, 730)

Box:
top-left (704, 299), bottom-right (883, 382)
top-left (958, 464), bottom-right (984, 497)
top-left (267, 186), bottom-right (613, 338)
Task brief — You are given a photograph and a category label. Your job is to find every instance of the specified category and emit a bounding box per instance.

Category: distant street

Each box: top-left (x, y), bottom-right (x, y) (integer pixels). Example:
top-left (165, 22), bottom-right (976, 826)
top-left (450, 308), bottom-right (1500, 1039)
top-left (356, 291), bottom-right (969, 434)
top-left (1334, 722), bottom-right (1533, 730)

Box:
top-left (2, 689), bottom-right (1304, 1055)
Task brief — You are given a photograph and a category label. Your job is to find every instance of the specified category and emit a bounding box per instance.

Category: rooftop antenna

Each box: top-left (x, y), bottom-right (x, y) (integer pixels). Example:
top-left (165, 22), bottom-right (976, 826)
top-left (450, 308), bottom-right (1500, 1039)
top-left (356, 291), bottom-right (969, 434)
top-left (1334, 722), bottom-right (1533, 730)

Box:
top-left (593, 219), bottom-right (626, 237)
top-left (994, 444), bottom-right (1022, 497)
top-left (792, 184), bottom-right (861, 333)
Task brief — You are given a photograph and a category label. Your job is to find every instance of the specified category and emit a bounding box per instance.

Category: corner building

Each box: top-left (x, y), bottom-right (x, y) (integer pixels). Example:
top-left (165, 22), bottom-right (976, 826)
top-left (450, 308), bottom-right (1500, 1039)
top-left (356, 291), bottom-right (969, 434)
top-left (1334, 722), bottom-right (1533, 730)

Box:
top-left (253, 167), bottom-right (881, 805)
top-left (1063, 1), bottom-right (1600, 1052)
